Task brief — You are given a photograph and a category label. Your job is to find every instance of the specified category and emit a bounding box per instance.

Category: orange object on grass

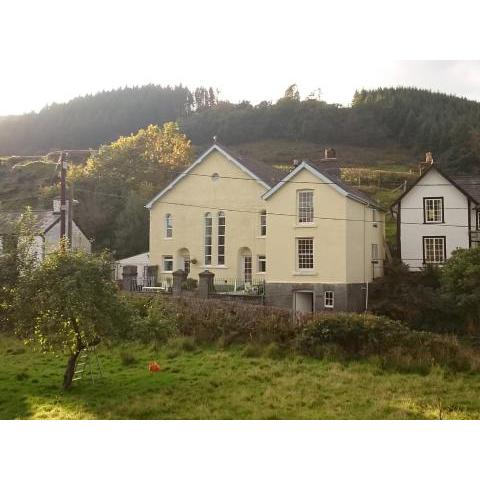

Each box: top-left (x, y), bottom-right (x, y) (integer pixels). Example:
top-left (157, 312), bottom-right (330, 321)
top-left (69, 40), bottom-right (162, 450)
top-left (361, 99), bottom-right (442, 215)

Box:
top-left (148, 361), bottom-right (161, 372)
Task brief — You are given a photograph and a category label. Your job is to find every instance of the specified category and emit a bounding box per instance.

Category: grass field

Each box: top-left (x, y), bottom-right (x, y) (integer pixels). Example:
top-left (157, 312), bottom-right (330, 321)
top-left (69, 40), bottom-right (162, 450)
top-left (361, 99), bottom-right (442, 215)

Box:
top-left (2, 335), bottom-right (480, 420)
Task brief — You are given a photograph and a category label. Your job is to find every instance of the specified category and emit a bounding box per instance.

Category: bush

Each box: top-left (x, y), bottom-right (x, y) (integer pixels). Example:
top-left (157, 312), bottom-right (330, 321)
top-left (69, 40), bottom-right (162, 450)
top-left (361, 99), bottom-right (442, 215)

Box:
top-left (296, 313), bottom-right (478, 373)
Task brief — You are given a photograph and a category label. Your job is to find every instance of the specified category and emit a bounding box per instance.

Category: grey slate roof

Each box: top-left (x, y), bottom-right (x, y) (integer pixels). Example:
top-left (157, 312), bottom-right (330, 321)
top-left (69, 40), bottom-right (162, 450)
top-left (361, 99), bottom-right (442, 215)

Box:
top-left (305, 161), bottom-right (384, 210)
top-left (451, 176), bottom-right (480, 204)
top-left (0, 211), bottom-right (59, 235)
top-left (217, 143), bottom-right (286, 187)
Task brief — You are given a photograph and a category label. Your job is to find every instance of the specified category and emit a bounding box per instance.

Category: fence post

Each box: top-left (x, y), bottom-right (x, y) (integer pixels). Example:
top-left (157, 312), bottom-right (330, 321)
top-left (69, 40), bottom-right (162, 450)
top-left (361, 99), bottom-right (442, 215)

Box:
top-left (122, 265), bottom-right (137, 291)
top-left (198, 270), bottom-right (215, 298)
top-left (172, 269), bottom-right (186, 296)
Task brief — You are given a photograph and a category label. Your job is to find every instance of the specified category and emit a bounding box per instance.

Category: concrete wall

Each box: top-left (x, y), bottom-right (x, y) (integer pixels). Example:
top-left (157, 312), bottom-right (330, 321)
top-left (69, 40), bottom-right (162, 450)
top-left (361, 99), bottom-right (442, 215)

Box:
top-left (400, 168), bottom-right (470, 270)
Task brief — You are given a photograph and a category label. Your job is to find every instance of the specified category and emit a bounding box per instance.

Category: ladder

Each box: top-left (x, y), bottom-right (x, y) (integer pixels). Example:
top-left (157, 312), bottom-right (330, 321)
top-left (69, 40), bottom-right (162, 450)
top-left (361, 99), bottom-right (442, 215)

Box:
top-left (72, 346), bottom-right (104, 384)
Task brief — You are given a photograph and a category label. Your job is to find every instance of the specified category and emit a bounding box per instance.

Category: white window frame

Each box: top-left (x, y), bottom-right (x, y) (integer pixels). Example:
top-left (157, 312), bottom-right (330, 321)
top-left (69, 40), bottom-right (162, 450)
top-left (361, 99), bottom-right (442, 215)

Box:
top-left (424, 197), bottom-right (444, 224)
top-left (296, 237), bottom-right (314, 270)
top-left (260, 210), bottom-right (267, 236)
top-left (164, 213), bottom-right (173, 238)
top-left (324, 291), bottom-right (334, 309)
top-left (204, 213), bottom-right (212, 266)
top-left (257, 255), bottom-right (266, 273)
top-left (297, 190), bottom-right (314, 224)
top-left (162, 255), bottom-right (174, 272)
top-left (423, 236), bottom-right (446, 264)
top-left (217, 211), bottom-right (225, 265)
top-left (371, 243), bottom-right (379, 262)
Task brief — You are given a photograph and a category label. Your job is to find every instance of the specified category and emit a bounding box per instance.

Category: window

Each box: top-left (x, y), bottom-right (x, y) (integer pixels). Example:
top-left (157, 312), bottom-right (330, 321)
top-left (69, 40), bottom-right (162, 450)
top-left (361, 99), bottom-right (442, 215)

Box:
top-left (477, 210), bottom-right (480, 229)
top-left (260, 210), bottom-right (267, 236)
top-left (371, 243), bottom-right (379, 262)
top-left (162, 255), bottom-right (173, 272)
top-left (423, 237), bottom-right (446, 264)
top-left (243, 256), bottom-right (252, 283)
top-left (423, 197), bottom-right (444, 223)
top-left (258, 255), bottom-right (266, 272)
top-left (204, 213), bottom-right (212, 265)
top-left (165, 213), bottom-right (173, 238)
top-left (297, 190), bottom-right (314, 223)
top-left (217, 211), bottom-right (225, 265)
top-left (297, 237), bottom-right (314, 270)
top-left (324, 291), bottom-right (334, 309)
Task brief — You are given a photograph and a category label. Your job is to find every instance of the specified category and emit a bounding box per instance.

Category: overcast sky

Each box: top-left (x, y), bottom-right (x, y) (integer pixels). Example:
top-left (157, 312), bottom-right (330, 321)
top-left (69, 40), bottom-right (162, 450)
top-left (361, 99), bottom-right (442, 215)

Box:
top-left (1, 1), bottom-right (479, 116)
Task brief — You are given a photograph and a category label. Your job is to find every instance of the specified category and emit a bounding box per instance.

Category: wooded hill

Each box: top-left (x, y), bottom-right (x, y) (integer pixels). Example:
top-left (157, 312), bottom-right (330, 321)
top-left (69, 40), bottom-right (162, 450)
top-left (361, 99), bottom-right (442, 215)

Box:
top-left (1, 85), bottom-right (480, 173)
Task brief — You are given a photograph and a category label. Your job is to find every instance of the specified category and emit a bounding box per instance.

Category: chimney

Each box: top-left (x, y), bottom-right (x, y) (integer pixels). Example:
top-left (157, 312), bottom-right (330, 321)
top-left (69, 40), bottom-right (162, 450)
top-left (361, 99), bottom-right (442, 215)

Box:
top-left (324, 147), bottom-right (336, 160)
top-left (53, 198), bottom-right (69, 215)
top-left (419, 152), bottom-right (434, 174)
top-left (307, 147), bottom-right (340, 178)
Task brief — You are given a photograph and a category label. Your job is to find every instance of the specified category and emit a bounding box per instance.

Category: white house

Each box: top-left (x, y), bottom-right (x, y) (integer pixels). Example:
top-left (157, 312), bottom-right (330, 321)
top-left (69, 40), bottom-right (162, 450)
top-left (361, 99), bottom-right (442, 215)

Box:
top-left (0, 199), bottom-right (91, 261)
top-left (115, 252), bottom-right (150, 285)
top-left (392, 156), bottom-right (480, 271)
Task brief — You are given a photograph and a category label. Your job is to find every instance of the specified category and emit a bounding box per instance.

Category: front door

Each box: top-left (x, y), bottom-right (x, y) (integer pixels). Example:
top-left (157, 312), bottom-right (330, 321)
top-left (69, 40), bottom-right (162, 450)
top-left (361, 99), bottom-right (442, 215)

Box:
top-left (183, 255), bottom-right (190, 275)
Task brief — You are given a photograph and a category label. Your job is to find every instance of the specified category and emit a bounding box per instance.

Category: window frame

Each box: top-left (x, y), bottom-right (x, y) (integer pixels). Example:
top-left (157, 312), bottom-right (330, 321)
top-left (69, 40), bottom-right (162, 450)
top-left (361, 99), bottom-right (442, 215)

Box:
top-left (324, 291), bottom-right (334, 309)
top-left (297, 190), bottom-right (314, 224)
top-left (371, 243), bottom-right (379, 263)
top-left (423, 197), bottom-right (444, 224)
top-left (164, 213), bottom-right (173, 238)
top-left (217, 211), bottom-right (225, 265)
top-left (257, 255), bottom-right (266, 273)
top-left (204, 213), bottom-right (213, 266)
top-left (476, 209), bottom-right (480, 230)
top-left (296, 237), bottom-right (314, 271)
top-left (260, 210), bottom-right (267, 237)
top-left (422, 236), bottom-right (446, 264)
top-left (162, 255), bottom-right (174, 272)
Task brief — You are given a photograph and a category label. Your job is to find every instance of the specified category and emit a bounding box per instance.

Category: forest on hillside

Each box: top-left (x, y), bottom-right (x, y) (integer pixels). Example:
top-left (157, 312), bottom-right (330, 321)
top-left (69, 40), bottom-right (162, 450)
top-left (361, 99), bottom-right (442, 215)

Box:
top-left (1, 85), bottom-right (480, 172)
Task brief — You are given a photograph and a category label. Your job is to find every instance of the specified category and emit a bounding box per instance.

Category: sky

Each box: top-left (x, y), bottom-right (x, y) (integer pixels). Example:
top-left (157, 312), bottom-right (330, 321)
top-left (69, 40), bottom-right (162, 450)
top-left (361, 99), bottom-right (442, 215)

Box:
top-left (1, 0), bottom-right (480, 116)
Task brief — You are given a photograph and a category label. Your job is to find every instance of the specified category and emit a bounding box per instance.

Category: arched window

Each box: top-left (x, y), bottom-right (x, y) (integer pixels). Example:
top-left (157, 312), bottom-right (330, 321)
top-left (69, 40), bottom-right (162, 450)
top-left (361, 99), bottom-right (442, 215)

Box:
top-left (204, 213), bottom-right (212, 265)
top-left (217, 211), bottom-right (225, 265)
top-left (260, 210), bottom-right (267, 236)
top-left (165, 213), bottom-right (173, 238)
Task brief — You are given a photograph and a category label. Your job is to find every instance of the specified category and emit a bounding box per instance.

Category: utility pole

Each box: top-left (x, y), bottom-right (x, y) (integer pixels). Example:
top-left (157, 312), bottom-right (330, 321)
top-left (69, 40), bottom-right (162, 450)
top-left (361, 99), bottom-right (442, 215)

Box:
top-left (68, 181), bottom-right (74, 248)
top-left (59, 151), bottom-right (67, 249)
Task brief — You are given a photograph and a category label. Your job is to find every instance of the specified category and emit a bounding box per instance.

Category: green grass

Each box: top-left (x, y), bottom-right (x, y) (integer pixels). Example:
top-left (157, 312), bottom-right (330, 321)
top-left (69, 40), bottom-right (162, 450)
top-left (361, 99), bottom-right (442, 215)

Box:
top-left (2, 335), bottom-right (480, 419)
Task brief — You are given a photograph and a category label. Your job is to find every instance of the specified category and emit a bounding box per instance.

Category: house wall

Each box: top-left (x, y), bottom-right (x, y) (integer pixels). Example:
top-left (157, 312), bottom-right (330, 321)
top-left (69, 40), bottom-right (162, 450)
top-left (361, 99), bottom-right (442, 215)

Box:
top-left (44, 221), bottom-right (91, 256)
top-left (264, 168), bottom-right (348, 284)
top-left (148, 150), bottom-right (268, 280)
top-left (400, 169), bottom-right (470, 271)
top-left (263, 167), bottom-right (385, 312)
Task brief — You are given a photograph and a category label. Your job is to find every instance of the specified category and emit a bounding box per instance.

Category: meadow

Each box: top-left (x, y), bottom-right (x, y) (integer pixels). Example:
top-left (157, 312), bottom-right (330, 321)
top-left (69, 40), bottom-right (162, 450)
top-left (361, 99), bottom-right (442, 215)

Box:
top-left (2, 335), bottom-right (480, 420)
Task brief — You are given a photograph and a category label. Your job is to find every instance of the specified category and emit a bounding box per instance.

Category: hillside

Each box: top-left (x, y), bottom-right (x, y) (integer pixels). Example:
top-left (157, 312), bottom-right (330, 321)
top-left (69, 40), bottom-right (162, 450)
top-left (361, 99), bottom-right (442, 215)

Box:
top-left (0, 86), bottom-right (479, 174)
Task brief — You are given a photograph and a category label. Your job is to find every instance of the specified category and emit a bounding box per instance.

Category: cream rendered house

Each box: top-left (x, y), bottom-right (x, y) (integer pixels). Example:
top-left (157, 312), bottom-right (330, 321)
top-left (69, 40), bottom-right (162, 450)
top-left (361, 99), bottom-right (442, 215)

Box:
top-left (146, 143), bottom-right (385, 312)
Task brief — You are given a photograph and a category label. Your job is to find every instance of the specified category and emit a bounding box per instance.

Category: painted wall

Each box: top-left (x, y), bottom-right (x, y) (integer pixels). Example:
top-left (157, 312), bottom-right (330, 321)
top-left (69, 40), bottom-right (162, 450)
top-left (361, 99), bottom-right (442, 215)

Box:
top-left (44, 221), bottom-right (91, 256)
top-left (400, 168), bottom-right (470, 271)
top-left (265, 167), bottom-right (385, 285)
top-left (148, 150), bottom-right (268, 281)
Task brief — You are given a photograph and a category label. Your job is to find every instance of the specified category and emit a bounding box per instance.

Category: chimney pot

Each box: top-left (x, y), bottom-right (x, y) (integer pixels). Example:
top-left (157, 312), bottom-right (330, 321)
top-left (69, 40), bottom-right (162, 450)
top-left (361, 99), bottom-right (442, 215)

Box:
top-left (324, 147), bottom-right (336, 160)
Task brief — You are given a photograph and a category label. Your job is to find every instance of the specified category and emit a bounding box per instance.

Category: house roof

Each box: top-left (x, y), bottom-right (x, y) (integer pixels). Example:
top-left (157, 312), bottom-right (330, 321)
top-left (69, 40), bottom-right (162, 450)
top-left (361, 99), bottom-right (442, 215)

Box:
top-left (145, 143), bottom-right (284, 209)
top-left (391, 164), bottom-right (480, 207)
top-left (262, 160), bottom-right (384, 210)
top-left (0, 211), bottom-right (60, 235)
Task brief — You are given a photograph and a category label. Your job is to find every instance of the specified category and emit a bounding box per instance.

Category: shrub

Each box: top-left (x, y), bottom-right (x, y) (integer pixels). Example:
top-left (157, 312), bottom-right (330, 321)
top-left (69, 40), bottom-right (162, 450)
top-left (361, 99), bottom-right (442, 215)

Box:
top-left (297, 313), bottom-right (478, 373)
top-left (241, 343), bottom-right (263, 358)
top-left (263, 342), bottom-right (286, 359)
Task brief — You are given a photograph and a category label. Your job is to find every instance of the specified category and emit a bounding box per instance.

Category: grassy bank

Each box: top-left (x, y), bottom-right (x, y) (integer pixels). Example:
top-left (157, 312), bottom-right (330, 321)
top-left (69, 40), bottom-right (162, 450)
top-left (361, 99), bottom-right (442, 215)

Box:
top-left (1, 335), bottom-right (480, 420)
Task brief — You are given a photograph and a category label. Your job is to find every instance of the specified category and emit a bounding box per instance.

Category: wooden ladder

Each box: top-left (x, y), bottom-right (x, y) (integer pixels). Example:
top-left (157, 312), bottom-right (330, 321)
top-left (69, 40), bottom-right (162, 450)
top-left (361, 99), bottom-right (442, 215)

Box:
top-left (72, 346), bottom-right (104, 384)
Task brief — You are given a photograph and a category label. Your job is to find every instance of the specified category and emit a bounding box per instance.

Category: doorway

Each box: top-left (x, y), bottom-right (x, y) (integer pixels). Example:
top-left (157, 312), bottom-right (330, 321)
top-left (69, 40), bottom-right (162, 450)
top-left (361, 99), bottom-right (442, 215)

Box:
top-left (294, 291), bottom-right (314, 314)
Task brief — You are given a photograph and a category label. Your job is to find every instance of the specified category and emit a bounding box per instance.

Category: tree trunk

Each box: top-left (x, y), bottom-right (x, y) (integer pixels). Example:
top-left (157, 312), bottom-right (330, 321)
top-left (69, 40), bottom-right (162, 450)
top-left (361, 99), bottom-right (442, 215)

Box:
top-left (63, 349), bottom-right (81, 390)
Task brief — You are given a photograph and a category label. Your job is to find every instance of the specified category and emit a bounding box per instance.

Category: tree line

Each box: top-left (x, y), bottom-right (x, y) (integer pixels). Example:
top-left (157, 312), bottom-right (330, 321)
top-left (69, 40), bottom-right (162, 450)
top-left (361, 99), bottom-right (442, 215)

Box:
top-left (1, 84), bottom-right (479, 172)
